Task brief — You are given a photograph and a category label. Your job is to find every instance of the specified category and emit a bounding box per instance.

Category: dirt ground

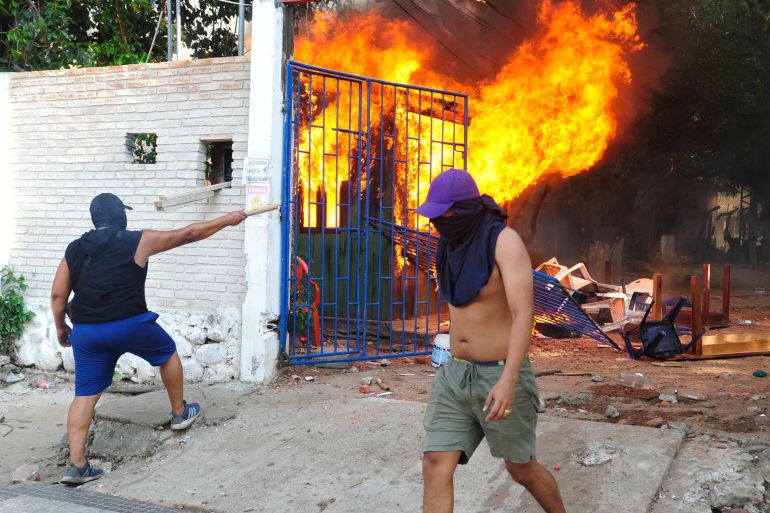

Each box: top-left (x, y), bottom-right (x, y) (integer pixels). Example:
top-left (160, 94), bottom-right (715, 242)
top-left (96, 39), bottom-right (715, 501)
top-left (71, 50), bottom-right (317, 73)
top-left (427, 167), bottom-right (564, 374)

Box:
top-left (278, 290), bottom-right (770, 435)
top-left (0, 291), bottom-right (767, 486)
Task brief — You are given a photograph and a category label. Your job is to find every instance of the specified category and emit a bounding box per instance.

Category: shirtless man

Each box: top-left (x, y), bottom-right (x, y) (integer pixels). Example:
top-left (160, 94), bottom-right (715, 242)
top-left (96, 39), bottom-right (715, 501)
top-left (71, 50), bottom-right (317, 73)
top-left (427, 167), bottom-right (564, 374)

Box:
top-left (417, 169), bottom-right (566, 513)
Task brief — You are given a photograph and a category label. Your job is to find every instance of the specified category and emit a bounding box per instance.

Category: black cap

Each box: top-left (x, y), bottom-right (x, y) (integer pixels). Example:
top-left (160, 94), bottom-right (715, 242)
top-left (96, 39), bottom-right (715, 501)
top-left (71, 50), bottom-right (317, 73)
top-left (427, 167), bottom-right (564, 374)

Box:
top-left (90, 193), bottom-right (132, 229)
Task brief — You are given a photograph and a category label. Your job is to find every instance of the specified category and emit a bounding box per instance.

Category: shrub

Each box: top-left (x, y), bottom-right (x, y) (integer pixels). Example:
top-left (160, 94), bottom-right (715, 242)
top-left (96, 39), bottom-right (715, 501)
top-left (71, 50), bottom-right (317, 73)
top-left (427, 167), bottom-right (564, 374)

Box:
top-left (0, 266), bottom-right (35, 355)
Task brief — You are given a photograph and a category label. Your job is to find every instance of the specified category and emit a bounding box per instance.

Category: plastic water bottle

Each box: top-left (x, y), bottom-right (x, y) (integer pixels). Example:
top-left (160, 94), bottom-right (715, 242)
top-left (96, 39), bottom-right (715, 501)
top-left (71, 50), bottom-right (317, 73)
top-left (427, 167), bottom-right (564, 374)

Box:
top-left (618, 371), bottom-right (654, 389)
top-left (431, 334), bottom-right (451, 368)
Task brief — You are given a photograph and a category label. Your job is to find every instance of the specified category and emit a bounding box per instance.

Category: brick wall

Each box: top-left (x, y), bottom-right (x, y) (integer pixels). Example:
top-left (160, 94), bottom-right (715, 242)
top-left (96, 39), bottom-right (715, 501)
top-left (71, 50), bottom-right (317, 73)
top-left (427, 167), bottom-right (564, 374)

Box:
top-left (8, 57), bottom-right (250, 312)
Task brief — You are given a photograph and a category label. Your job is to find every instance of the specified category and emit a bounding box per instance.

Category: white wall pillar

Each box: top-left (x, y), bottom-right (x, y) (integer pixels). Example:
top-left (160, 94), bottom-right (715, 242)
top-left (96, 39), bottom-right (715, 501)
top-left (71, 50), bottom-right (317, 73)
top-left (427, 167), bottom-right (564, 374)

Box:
top-left (241, 2), bottom-right (287, 382)
top-left (0, 74), bottom-right (13, 267)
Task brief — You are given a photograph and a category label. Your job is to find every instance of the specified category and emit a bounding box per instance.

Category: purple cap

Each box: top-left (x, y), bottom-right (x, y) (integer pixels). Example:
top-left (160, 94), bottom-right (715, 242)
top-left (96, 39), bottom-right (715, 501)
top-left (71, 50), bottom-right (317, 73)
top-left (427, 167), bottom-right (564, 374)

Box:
top-left (416, 168), bottom-right (480, 218)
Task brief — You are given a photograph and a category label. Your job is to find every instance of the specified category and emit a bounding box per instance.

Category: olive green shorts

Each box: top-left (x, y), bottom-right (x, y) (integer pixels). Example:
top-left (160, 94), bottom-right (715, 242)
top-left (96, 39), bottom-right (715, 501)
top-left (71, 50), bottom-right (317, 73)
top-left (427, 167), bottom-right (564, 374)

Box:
top-left (423, 356), bottom-right (540, 464)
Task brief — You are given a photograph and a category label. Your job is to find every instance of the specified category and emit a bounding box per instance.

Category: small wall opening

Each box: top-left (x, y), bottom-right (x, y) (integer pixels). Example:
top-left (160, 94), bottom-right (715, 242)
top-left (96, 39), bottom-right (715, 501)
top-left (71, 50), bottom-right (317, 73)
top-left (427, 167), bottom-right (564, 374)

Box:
top-left (204, 141), bottom-right (233, 185)
top-left (126, 133), bottom-right (157, 164)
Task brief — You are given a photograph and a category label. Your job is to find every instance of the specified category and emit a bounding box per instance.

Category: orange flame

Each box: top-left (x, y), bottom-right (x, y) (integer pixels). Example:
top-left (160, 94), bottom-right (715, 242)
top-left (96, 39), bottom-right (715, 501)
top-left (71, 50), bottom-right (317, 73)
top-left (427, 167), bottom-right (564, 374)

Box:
top-left (294, 12), bottom-right (465, 230)
top-left (469, 1), bottom-right (643, 202)
top-left (294, 1), bottom-right (642, 227)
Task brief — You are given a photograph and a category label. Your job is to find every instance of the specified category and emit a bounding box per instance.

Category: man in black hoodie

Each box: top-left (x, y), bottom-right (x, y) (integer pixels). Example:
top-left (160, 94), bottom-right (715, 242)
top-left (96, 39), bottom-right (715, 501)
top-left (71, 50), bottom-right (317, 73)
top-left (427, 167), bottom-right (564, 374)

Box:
top-left (51, 193), bottom-right (246, 484)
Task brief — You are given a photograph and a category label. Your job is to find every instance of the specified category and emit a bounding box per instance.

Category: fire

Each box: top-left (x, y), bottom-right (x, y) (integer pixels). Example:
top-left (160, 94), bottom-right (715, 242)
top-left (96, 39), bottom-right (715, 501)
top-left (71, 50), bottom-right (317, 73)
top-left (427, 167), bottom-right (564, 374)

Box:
top-left (293, 1), bottom-right (642, 227)
top-left (469, 1), bottom-right (643, 202)
top-left (294, 12), bottom-right (461, 91)
top-left (294, 12), bottom-right (465, 229)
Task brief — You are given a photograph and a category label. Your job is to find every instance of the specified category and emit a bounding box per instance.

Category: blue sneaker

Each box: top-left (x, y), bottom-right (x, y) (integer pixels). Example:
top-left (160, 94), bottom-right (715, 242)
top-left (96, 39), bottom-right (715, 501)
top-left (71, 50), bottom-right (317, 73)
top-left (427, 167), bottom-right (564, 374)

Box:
top-left (61, 461), bottom-right (104, 485)
top-left (170, 401), bottom-right (201, 430)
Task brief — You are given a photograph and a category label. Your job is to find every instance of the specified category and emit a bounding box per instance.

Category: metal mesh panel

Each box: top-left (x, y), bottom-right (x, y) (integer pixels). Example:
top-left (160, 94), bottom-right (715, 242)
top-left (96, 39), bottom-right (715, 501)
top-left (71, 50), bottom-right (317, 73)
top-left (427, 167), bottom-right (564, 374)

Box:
top-left (280, 61), bottom-right (468, 364)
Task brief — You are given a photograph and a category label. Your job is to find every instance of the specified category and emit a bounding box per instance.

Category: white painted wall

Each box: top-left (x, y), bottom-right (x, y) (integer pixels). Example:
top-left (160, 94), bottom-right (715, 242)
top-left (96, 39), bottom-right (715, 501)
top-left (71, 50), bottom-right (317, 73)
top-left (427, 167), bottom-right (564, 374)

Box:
top-left (0, 73), bottom-right (12, 267)
top-left (7, 58), bottom-right (250, 308)
top-left (240, 1), bottom-right (286, 382)
top-left (8, 57), bottom-right (251, 382)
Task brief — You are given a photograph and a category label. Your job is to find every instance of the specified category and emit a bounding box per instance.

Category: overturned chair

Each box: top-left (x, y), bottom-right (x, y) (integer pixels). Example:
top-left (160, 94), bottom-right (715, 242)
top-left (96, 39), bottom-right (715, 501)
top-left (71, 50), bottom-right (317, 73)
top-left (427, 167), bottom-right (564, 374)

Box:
top-left (369, 218), bottom-right (620, 350)
top-left (620, 297), bottom-right (705, 359)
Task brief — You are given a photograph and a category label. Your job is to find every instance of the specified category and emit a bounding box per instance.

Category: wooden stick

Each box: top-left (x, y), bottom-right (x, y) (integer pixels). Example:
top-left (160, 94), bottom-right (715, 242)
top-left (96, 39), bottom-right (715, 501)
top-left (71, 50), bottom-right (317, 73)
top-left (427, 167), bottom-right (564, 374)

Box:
top-left (154, 182), bottom-right (232, 211)
top-left (245, 204), bottom-right (280, 216)
top-left (652, 273), bottom-right (663, 321)
top-left (722, 264), bottom-right (730, 321)
top-left (374, 377), bottom-right (390, 391)
top-left (534, 370), bottom-right (593, 377)
top-left (691, 275), bottom-right (702, 356)
top-left (702, 263), bottom-right (711, 326)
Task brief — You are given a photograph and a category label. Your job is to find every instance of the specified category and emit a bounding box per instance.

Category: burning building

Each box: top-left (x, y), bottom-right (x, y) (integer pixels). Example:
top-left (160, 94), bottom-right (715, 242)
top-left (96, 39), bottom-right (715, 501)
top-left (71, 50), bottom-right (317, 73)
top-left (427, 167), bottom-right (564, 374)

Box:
top-left (292, 0), bottom-right (643, 225)
top-left (280, 0), bottom-right (652, 360)
top-left (278, 0), bottom-right (770, 364)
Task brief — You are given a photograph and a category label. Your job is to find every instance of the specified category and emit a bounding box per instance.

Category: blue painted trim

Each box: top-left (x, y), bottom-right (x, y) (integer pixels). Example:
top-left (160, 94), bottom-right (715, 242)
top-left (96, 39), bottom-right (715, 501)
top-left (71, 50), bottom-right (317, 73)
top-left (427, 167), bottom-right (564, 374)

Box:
top-left (278, 61), bottom-right (293, 357)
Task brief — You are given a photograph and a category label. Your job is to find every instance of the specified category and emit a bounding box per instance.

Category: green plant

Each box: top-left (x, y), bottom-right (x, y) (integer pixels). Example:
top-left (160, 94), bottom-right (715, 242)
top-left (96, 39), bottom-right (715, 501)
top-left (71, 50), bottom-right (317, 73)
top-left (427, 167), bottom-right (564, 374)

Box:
top-left (0, 266), bottom-right (35, 355)
top-left (288, 283), bottom-right (311, 336)
top-left (3, 1), bottom-right (251, 72)
top-left (132, 133), bottom-right (157, 164)
top-left (204, 143), bottom-right (214, 181)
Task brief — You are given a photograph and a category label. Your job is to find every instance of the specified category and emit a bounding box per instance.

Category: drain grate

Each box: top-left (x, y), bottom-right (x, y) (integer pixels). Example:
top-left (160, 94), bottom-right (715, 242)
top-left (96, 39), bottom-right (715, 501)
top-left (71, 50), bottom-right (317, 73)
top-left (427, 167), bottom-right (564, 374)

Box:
top-left (0, 485), bottom-right (186, 512)
top-left (0, 488), bottom-right (18, 501)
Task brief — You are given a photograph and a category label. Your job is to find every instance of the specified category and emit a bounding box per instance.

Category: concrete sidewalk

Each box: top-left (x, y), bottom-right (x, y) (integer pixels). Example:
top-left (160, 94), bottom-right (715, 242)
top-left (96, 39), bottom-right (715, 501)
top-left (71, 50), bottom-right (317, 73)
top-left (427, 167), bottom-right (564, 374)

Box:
top-left (1, 382), bottom-right (685, 513)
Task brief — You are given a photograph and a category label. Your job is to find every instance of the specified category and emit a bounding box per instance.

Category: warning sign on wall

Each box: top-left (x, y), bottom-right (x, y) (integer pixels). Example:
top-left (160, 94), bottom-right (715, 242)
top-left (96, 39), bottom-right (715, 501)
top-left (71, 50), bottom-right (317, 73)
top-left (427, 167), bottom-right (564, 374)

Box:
top-left (243, 157), bottom-right (271, 210)
top-left (243, 157), bottom-right (270, 185)
top-left (246, 183), bottom-right (270, 210)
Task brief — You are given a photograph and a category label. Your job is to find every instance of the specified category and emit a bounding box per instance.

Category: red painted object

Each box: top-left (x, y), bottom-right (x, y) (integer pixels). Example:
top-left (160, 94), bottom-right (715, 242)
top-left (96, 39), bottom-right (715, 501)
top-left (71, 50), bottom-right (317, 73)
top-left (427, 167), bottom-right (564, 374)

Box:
top-left (294, 256), bottom-right (321, 349)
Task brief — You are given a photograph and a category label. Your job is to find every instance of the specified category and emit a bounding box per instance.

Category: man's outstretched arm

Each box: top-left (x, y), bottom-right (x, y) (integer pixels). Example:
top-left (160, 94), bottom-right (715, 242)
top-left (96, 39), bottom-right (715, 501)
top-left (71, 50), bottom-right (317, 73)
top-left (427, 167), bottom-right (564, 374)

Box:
top-left (134, 210), bottom-right (248, 267)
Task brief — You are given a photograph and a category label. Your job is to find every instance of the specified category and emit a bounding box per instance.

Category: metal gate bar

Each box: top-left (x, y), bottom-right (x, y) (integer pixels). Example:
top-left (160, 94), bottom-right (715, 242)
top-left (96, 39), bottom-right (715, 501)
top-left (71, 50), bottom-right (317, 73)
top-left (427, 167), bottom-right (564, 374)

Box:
top-left (281, 61), bottom-right (468, 364)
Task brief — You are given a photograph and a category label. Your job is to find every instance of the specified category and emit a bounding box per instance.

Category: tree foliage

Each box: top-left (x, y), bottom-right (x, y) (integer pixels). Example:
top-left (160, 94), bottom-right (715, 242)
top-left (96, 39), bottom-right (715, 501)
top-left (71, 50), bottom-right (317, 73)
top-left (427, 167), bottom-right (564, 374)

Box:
top-left (0, 266), bottom-right (34, 355)
top-left (181, 0), bottom-right (242, 59)
top-left (651, 0), bottom-right (770, 196)
top-left (627, 0), bottom-right (770, 258)
top-left (1, 1), bottom-right (251, 71)
top-left (691, 0), bottom-right (770, 206)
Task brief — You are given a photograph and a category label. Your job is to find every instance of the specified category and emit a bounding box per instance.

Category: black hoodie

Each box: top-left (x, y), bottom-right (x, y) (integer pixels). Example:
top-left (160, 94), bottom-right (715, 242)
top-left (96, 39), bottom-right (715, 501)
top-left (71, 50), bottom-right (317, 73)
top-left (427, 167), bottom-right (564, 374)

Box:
top-left (433, 195), bottom-right (508, 307)
top-left (64, 228), bottom-right (148, 323)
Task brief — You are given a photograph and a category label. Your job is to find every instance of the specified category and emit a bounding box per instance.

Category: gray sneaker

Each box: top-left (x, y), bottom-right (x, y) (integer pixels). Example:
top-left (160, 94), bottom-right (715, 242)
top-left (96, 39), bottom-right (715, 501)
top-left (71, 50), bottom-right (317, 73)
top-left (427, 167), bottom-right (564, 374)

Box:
top-left (170, 400), bottom-right (201, 430)
top-left (61, 461), bottom-right (104, 485)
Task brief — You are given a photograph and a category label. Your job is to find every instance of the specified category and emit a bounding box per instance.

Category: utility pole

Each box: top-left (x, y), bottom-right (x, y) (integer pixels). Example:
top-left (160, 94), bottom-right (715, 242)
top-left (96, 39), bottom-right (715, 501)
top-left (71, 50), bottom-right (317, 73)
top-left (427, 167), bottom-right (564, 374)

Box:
top-left (238, 0), bottom-right (245, 56)
top-left (176, 0), bottom-right (182, 61)
top-left (166, 0), bottom-right (173, 61)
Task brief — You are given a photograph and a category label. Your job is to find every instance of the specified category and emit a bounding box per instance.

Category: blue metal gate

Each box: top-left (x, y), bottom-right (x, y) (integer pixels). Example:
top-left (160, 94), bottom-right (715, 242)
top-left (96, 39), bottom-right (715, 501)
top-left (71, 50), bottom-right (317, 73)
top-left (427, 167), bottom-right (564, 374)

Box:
top-left (280, 61), bottom-right (469, 364)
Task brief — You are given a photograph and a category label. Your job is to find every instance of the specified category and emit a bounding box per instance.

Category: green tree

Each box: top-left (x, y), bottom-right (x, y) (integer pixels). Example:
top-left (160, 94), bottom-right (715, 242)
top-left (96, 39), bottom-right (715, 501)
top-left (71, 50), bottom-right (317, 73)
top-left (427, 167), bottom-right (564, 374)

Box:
top-left (635, 0), bottom-right (770, 260)
top-left (181, 0), bottom-right (245, 59)
top-left (1, 1), bottom-right (252, 71)
top-left (671, 0), bottom-right (770, 192)
top-left (2, 0), bottom-right (164, 70)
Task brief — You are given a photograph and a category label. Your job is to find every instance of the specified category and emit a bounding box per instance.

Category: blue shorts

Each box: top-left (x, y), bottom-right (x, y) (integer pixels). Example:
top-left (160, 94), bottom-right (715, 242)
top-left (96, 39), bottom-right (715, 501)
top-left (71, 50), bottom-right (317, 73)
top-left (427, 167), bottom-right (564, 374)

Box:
top-left (69, 311), bottom-right (176, 396)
